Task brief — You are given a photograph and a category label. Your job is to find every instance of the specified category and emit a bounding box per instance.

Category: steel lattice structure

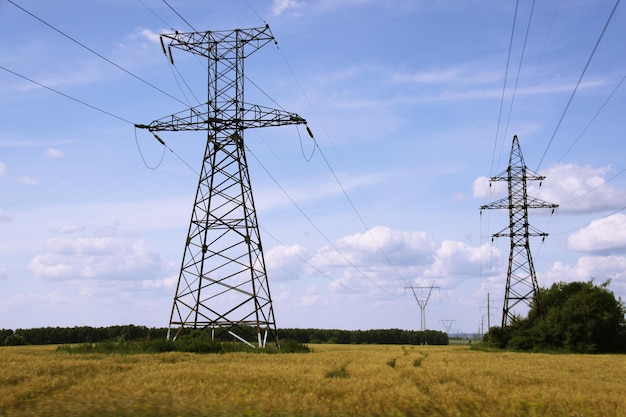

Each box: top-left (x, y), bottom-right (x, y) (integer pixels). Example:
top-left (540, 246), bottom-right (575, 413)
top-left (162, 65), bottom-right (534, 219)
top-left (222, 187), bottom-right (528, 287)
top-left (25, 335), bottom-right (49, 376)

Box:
top-left (480, 135), bottom-right (558, 327)
top-left (137, 26), bottom-right (308, 347)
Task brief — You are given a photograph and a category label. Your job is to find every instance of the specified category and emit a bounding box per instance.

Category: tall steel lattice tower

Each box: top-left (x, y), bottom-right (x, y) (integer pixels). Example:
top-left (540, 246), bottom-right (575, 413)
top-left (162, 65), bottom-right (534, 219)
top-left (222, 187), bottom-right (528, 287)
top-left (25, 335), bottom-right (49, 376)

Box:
top-left (137, 26), bottom-right (309, 347)
top-left (480, 135), bottom-right (558, 327)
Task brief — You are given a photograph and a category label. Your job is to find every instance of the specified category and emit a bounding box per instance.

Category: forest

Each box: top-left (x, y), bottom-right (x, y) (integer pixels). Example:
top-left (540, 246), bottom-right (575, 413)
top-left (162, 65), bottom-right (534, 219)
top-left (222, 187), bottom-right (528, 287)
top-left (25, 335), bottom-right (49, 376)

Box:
top-left (1, 325), bottom-right (449, 346)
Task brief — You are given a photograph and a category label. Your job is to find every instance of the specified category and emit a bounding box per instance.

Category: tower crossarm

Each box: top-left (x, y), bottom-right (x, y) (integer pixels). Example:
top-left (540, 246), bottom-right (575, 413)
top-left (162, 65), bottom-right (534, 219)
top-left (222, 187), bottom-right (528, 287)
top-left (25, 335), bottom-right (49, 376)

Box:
top-left (161, 25), bottom-right (276, 60)
top-left (492, 224), bottom-right (550, 239)
top-left (488, 168), bottom-right (546, 183)
top-left (480, 196), bottom-right (558, 212)
top-left (135, 103), bottom-right (308, 133)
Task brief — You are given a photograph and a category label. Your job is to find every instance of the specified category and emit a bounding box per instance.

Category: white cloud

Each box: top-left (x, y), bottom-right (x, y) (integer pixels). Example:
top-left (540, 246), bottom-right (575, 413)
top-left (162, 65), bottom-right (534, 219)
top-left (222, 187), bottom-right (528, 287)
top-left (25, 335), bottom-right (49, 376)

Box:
top-left (0, 268), bottom-right (7, 280)
top-left (272, 0), bottom-right (303, 16)
top-left (568, 213), bottom-right (626, 254)
top-left (0, 161), bottom-right (6, 176)
top-left (29, 236), bottom-right (173, 281)
top-left (473, 175), bottom-right (507, 199)
top-left (265, 244), bottom-right (309, 281)
top-left (424, 241), bottom-right (500, 281)
top-left (137, 28), bottom-right (161, 44)
top-left (45, 148), bottom-right (64, 158)
top-left (310, 226), bottom-right (436, 270)
top-left (536, 163), bottom-right (626, 214)
top-left (544, 255), bottom-right (626, 286)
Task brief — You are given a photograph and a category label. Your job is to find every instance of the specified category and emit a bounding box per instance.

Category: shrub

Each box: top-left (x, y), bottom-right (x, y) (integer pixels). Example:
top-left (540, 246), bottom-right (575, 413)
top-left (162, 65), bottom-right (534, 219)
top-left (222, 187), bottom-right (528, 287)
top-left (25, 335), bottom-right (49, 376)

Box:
top-left (4, 334), bottom-right (27, 346)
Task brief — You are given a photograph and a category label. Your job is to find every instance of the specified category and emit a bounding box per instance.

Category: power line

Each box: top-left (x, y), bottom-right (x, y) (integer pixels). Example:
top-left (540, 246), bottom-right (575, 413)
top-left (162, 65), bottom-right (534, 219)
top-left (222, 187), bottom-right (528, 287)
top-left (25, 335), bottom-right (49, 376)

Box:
top-left (246, 146), bottom-right (403, 299)
top-left (0, 65), bottom-right (134, 125)
top-left (555, 75), bottom-right (626, 164)
top-left (1, 64), bottom-right (197, 174)
top-left (229, 0), bottom-right (414, 290)
top-left (502, 0), bottom-right (536, 143)
top-left (136, 0), bottom-right (173, 29)
top-left (6, 0), bottom-right (188, 108)
top-left (134, 127), bottom-right (166, 170)
top-left (515, 0), bottom-right (561, 134)
top-left (162, 0), bottom-right (197, 32)
top-left (536, 0), bottom-right (622, 171)
top-left (270, 42), bottom-right (413, 288)
top-left (259, 225), bottom-right (362, 295)
top-left (490, 0), bottom-right (519, 178)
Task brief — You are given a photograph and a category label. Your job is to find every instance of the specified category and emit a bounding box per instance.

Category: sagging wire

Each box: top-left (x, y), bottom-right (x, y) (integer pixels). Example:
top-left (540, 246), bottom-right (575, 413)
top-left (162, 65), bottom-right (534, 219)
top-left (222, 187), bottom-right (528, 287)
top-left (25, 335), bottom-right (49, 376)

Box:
top-left (134, 126), bottom-right (166, 170)
top-left (134, 124), bottom-right (200, 176)
top-left (296, 125), bottom-right (316, 162)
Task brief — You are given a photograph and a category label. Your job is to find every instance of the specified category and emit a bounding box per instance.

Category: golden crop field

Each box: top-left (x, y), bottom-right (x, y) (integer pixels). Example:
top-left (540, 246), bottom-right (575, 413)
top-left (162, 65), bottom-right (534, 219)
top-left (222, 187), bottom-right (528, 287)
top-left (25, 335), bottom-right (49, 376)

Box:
top-left (1, 343), bottom-right (624, 417)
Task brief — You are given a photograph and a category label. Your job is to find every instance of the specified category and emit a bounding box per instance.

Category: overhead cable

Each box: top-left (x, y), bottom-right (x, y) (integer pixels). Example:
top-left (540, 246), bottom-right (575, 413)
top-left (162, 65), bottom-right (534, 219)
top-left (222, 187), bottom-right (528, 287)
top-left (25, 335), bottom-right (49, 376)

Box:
top-left (162, 0), bottom-right (197, 32)
top-left (1, 65), bottom-right (135, 126)
top-left (535, 0), bottom-right (622, 171)
top-left (502, 0), bottom-right (536, 143)
top-left (555, 75), bottom-right (625, 164)
top-left (247, 146), bottom-right (403, 299)
top-left (1, 64), bottom-right (196, 173)
top-left (490, 0), bottom-right (520, 178)
top-left (6, 0), bottom-right (188, 108)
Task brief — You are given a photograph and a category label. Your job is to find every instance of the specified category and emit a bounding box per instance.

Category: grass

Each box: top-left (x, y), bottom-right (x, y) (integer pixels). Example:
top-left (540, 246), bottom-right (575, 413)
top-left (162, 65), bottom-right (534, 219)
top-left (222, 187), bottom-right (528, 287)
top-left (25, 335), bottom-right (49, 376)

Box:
top-left (1, 343), bottom-right (624, 416)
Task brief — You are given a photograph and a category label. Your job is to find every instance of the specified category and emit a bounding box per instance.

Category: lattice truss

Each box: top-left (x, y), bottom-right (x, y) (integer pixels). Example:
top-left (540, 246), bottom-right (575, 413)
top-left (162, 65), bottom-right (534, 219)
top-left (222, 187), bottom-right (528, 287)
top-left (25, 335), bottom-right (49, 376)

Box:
top-left (138, 26), bottom-right (308, 347)
top-left (481, 135), bottom-right (558, 327)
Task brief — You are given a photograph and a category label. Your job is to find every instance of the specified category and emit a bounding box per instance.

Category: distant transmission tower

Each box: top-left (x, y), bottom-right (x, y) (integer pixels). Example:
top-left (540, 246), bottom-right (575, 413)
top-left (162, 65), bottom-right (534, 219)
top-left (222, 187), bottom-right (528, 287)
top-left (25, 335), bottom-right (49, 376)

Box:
top-left (406, 283), bottom-right (439, 332)
top-left (137, 26), bottom-right (309, 347)
top-left (480, 135), bottom-right (558, 327)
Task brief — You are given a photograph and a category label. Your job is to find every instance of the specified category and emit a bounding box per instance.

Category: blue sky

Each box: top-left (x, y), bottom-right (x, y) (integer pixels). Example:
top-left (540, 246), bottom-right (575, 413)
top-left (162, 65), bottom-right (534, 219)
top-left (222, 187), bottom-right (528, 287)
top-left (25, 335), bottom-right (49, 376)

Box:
top-left (1, 0), bottom-right (625, 334)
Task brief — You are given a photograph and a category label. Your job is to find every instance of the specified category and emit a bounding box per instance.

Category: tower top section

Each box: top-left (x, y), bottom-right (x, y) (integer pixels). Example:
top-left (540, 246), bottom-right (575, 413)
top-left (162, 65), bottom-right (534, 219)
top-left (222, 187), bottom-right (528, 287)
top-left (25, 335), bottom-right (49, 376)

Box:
top-left (160, 25), bottom-right (276, 61)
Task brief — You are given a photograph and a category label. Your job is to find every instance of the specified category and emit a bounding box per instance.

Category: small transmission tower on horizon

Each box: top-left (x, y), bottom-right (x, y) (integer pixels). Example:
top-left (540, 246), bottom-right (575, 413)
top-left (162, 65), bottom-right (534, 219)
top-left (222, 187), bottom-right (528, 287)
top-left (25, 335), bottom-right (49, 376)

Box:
top-left (137, 25), bottom-right (309, 347)
top-left (406, 283), bottom-right (439, 332)
top-left (480, 135), bottom-right (558, 327)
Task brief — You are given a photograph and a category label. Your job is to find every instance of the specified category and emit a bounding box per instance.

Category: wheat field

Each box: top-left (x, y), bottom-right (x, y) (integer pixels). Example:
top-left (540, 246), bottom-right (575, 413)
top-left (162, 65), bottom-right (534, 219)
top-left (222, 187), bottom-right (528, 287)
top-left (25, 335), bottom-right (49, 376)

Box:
top-left (1, 343), bottom-right (624, 417)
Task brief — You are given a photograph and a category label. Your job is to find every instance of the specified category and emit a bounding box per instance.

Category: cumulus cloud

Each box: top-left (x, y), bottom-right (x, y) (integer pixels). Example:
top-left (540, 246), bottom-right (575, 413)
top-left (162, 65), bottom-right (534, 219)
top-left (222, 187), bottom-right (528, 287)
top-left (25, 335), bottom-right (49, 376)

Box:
top-left (45, 148), bottom-right (64, 158)
top-left (544, 255), bottom-right (626, 286)
top-left (536, 163), bottom-right (626, 214)
top-left (29, 236), bottom-right (173, 281)
top-left (567, 213), bottom-right (626, 254)
top-left (265, 244), bottom-right (310, 281)
top-left (309, 226), bottom-right (436, 270)
top-left (423, 241), bottom-right (500, 281)
top-left (304, 226), bottom-right (500, 297)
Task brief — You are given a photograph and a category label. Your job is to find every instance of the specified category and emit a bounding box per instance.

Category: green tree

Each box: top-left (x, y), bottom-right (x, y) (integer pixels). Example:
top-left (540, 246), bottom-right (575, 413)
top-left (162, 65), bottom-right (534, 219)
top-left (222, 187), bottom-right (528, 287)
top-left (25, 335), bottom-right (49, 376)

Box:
top-left (535, 280), bottom-right (625, 352)
top-left (485, 280), bottom-right (626, 353)
top-left (4, 334), bottom-right (27, 346)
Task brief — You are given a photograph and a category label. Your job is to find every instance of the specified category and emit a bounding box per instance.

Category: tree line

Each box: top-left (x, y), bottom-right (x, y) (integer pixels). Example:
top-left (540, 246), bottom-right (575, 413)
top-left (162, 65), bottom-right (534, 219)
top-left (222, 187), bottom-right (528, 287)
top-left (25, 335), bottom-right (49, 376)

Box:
top-left (1, 325), bottom-right (448, 347)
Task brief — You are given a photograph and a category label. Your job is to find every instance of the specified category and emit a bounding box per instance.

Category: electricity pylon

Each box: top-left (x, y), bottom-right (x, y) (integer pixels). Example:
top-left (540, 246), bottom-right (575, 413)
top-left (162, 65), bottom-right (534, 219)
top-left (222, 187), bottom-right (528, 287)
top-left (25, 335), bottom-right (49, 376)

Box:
top-left (406, 283), bottom-right (439, 332)
top-left (480, 135), bottom-right (558, 327)
top-left (137, 26), bottom-right (309, 347)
